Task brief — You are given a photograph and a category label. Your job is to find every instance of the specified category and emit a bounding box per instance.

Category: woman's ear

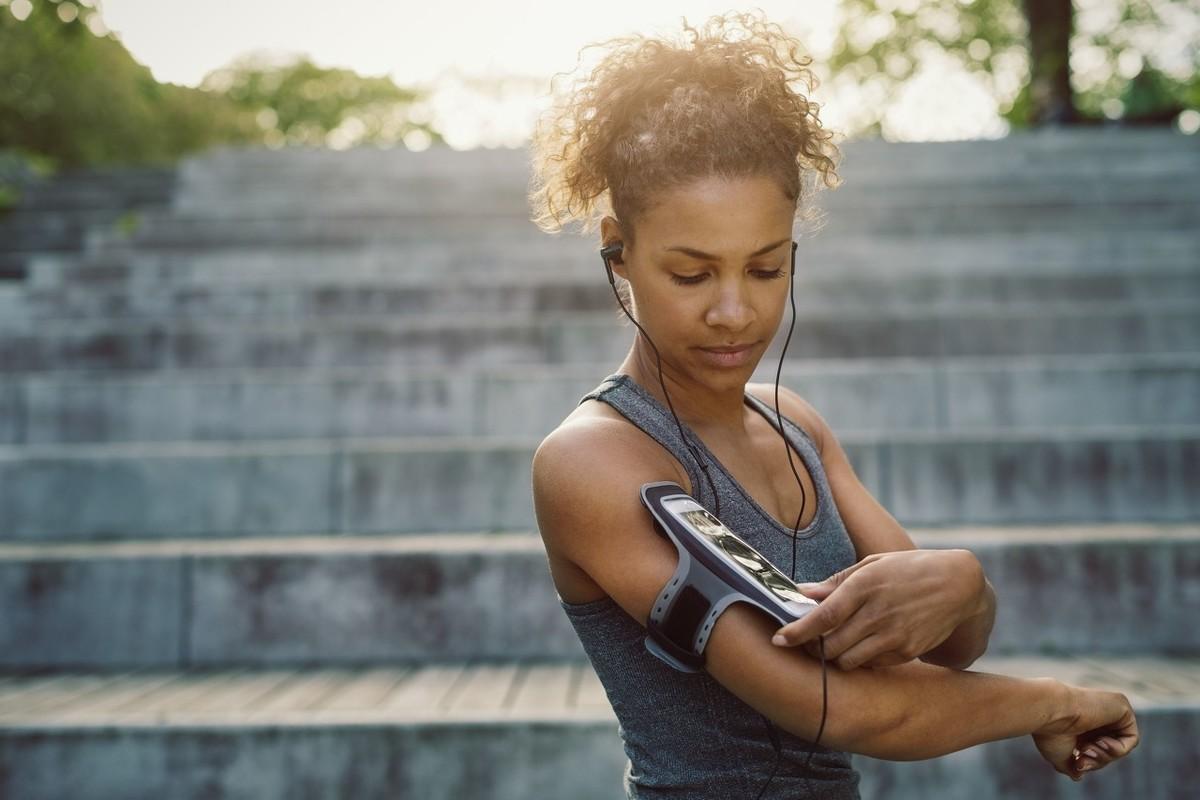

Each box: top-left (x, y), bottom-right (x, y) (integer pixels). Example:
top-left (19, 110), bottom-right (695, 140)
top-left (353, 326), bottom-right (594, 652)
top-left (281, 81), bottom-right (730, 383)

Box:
top-left (601, 241), bottom-right (626, 283)
top-left (600, 216), bottom-right (629, 281)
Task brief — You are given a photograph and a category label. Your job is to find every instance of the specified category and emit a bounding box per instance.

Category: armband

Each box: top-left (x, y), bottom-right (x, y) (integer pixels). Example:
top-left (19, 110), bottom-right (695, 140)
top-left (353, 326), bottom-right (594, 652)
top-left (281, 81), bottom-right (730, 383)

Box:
top-left (639, 481), bottom-right (819, 673)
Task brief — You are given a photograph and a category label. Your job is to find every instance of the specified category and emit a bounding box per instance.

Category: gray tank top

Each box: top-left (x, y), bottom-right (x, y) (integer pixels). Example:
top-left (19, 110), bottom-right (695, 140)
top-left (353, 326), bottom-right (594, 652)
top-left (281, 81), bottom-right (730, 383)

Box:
top-left (559, 372), bottom-right (863, 799)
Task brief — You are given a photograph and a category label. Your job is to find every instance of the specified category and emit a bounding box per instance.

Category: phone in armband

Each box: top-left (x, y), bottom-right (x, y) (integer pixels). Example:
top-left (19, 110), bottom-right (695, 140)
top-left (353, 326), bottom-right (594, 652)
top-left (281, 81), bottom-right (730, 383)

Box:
top-left (639, 480), bottom-right (819, 673)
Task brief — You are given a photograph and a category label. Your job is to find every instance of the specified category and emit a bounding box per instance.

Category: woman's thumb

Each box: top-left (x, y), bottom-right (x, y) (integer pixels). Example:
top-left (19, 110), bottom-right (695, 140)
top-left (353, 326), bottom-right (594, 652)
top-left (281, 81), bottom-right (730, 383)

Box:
top-left (795, 577), bottom-right (832, 598)
top-left (797, 564), bottom-right (857, 598)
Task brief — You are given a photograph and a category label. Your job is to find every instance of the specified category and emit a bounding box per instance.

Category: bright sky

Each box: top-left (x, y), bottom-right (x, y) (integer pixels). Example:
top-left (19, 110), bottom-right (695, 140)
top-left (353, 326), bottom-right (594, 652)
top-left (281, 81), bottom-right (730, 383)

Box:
top-left (97, 0), bottom-right (1013, 147)
top-left (101, 1), bottom-right (840, 87)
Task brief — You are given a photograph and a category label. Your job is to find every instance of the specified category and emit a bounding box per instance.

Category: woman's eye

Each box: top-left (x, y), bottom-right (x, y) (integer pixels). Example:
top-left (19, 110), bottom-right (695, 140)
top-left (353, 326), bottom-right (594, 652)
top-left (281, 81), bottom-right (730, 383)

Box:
top-left (669, 267), bottom-right (786, 286)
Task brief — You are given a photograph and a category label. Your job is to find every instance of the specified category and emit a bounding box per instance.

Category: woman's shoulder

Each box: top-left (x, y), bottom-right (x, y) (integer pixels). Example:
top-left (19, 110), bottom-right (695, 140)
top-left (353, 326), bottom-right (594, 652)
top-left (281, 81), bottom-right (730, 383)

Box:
top-left (536, 397), bottom-right (691, 493)
top-left (531, 400), bottom-right (692, 594)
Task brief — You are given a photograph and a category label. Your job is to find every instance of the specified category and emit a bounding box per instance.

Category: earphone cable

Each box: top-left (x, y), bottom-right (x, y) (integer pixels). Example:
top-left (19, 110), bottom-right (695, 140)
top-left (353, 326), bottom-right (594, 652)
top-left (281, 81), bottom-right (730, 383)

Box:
top-left (775, 241), bottom-right (807, 581)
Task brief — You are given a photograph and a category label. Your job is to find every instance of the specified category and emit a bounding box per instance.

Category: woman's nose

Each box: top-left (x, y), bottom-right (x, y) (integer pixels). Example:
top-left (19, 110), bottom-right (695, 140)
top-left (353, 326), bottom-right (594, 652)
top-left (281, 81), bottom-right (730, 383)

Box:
top-left (704, 279), bottom-right (755, 329)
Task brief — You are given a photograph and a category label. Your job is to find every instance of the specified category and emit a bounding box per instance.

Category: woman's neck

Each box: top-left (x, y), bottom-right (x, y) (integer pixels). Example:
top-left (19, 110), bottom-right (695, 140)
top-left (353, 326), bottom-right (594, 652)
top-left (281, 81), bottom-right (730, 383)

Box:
top-left (617, 344), bottom-right (752, 435)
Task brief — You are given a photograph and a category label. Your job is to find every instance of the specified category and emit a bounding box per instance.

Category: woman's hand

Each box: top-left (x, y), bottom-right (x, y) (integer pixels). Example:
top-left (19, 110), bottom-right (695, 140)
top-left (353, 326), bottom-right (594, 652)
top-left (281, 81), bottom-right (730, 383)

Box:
top-left (1032, 680), bottom-right (1140, 781)
top-left (771, 549), bottom-right (987, 670)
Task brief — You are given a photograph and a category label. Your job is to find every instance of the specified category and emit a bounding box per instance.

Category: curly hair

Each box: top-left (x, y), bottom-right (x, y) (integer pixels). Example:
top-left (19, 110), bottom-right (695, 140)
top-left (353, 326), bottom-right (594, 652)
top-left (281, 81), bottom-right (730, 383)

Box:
top-left (527, 8), bottom-right (843, 255)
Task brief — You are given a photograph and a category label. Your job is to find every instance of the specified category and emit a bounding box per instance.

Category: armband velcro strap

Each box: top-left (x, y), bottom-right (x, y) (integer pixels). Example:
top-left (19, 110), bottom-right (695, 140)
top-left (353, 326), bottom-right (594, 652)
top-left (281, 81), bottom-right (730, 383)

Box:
top-left (645, 582), bottom-right (710, 672)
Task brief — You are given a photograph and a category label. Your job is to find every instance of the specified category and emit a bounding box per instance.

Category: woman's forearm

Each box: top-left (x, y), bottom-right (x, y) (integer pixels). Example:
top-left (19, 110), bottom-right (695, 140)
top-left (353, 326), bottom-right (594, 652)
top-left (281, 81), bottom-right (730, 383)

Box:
top-left (804, 659), bottom-right (1067, 761)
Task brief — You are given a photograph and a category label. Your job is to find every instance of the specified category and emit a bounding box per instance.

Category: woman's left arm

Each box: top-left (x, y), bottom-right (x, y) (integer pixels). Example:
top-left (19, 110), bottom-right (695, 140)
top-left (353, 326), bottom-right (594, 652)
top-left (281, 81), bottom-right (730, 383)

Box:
top-left (763, 386), bottom-right (997, 671)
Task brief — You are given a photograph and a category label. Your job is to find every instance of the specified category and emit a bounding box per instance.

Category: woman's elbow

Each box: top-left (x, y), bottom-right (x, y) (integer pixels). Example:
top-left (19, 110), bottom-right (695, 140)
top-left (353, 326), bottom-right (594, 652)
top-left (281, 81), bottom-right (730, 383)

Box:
top-left (772, 666), bottom-right (913, 760)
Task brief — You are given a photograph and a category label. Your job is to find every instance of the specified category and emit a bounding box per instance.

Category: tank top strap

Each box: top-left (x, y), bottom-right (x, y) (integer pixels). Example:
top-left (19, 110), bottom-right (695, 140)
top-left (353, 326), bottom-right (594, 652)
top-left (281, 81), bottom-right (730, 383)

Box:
top-left (740, 387), bottom-right (822, 453)
top-left (577, 372), bottom-right (716, 510)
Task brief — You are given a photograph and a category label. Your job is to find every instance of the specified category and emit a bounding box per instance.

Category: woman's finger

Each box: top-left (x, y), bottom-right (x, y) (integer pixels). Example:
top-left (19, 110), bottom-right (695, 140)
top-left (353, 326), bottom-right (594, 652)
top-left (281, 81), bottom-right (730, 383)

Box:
top-left (1094, 731), bottom-right (1134, 758)
top-left (830, 632), bottom-right (894, 671)
top-left (1093, 736), bottom-right (1119, 759)
top-left (1076, 745), bottom-right (1106, 769)
top-left (808, 611), bottom-right (883, 663)
top-left (1075, 732), bottom-right (1132, 773)
top-left (795, 559), bottom-right (873, 600)
top-left (774, 585), bottom-right (869, 646)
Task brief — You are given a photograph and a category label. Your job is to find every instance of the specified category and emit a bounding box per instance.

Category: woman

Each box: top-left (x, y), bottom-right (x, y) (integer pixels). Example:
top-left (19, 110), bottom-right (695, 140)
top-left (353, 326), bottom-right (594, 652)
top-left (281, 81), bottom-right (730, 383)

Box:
top-left (527, 11), bottom-right (1138, 799)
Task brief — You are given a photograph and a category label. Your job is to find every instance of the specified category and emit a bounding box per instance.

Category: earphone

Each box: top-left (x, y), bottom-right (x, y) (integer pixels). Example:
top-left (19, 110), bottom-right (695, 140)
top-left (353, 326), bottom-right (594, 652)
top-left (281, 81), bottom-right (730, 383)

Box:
top-left (600, 235), bottom-right (829, 800)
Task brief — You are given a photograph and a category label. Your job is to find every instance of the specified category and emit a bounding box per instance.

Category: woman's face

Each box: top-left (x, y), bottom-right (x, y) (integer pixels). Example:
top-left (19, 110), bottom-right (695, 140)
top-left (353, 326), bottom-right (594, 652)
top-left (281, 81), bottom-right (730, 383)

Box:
top-left (606, 173), bottom-right (796, 382)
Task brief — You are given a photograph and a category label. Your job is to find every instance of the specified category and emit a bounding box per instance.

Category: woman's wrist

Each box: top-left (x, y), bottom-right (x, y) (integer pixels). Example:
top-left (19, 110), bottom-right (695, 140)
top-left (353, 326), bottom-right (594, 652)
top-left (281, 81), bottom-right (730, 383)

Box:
top-left (1033, 677), bottom-right (1078, 736)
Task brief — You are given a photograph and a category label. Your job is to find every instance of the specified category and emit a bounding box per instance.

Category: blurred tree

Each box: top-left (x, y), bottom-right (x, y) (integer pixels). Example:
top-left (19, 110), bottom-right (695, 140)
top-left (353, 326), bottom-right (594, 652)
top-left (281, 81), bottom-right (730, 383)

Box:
top-left (0, 0), bottom-right (257, 168)
top-left (1022, 0), bottom-right (1076, 123)
top-left (1120, 63), bottom-right (1187, 123)
top-left (0, 0), bottom-right (441, 171)
top-left (200, 54), bottom-right (442, 149)
top-left (1073, 0), bottom-right (1198, 123)
top-left (826, 0), bottom-right (1199, 134)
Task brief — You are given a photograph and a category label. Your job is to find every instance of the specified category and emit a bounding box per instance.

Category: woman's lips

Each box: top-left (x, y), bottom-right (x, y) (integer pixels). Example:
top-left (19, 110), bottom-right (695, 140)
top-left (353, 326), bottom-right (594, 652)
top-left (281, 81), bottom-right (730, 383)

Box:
top-left (696, 342), bottom-right (757, 367)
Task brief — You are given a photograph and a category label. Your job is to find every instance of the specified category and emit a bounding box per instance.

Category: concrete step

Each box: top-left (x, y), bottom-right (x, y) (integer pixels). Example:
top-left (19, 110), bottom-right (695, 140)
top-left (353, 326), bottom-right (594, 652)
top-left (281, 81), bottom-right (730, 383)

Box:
top-left (1, 655), bottom-right (1197, 799)
top-left (3, 301), bottom-right (1198, 372)
top-left (8, 264), bottom-right (1200, 325)
top-left (813, 196), bottom-right (1198, 236)
top-left (179, 142), bottom-right (533, 181)
top-left (1, 526), bottom-right (1197, 669)
top-left (26, 230), bottom-right (1197, 287)
top-left (0, 170), bottom-right (175, 255)
top-left (1, 427), bottom-right (1197, 540)
top-left (116, 194), bottom-right (1200, 247)
top-left (0, 211), bottom-right (126, 255)
top-left (175, 129), bottom-right (1196, 184)
top-left (21, 239), bottom-right (597, 288)
top-left (0, 168), bottom-right (175, 215)
top-left (0, 256), bottom-right (28, 283)
top-left (168, 170), bottom-right (1200, 220)
top-left (2, 354), bottom-right (1197, 444)
top-left (108, 210), bottom-right (549, 250)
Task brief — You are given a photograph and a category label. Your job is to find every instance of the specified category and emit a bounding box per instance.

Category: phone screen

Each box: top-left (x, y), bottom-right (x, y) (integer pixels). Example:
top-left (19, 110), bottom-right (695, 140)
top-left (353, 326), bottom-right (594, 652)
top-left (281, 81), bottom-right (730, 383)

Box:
top-left (663, 498), bottom-right (816, 608)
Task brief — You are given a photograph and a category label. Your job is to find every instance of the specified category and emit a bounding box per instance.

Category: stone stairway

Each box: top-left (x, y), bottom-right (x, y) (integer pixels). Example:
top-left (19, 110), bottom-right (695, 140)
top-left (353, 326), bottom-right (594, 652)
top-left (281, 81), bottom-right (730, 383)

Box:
top-left (1, 656), bottom-right (1196, 799)
top-left (2, 526), bottom-right (1198, 668)
top-left (1, 128), bottom-right (1198, 799)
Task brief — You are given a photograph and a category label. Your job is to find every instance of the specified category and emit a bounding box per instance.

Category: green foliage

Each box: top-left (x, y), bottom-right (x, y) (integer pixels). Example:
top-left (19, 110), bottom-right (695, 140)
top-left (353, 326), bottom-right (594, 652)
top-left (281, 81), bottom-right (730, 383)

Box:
top-left (0, 0), bottom-right (257, 167)
top-left (829, 0), bottom-right (1028, 85)
top-left (0, 183), bottom-right (19, 214)
top-left (1072, 0), bottom-right (1200, 122)
top-left (1120, 65), bottom-right (1186, 121)
top-left (827, 0), bottom-right (1198, 133)
top-left (0, 0), bottom-right (438, 168)
top-left (202, 54), bottom-right (441, 149)
top-left (1001, 81), bottom-right (1035, 129)
top-left (828, 0), bottom-right (1030, 133)
top-left (0, 147), bottom-right (56, 217)
top-left (112, 209), bottom-right (141, 237)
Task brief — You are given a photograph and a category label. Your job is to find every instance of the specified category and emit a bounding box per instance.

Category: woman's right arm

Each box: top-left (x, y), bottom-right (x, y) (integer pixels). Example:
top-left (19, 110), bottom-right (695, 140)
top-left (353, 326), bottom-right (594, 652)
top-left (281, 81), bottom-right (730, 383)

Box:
top-left (703, 600), bottom-right (1138, 779)
top-left (531, 423), bottom-right (1139, 781)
